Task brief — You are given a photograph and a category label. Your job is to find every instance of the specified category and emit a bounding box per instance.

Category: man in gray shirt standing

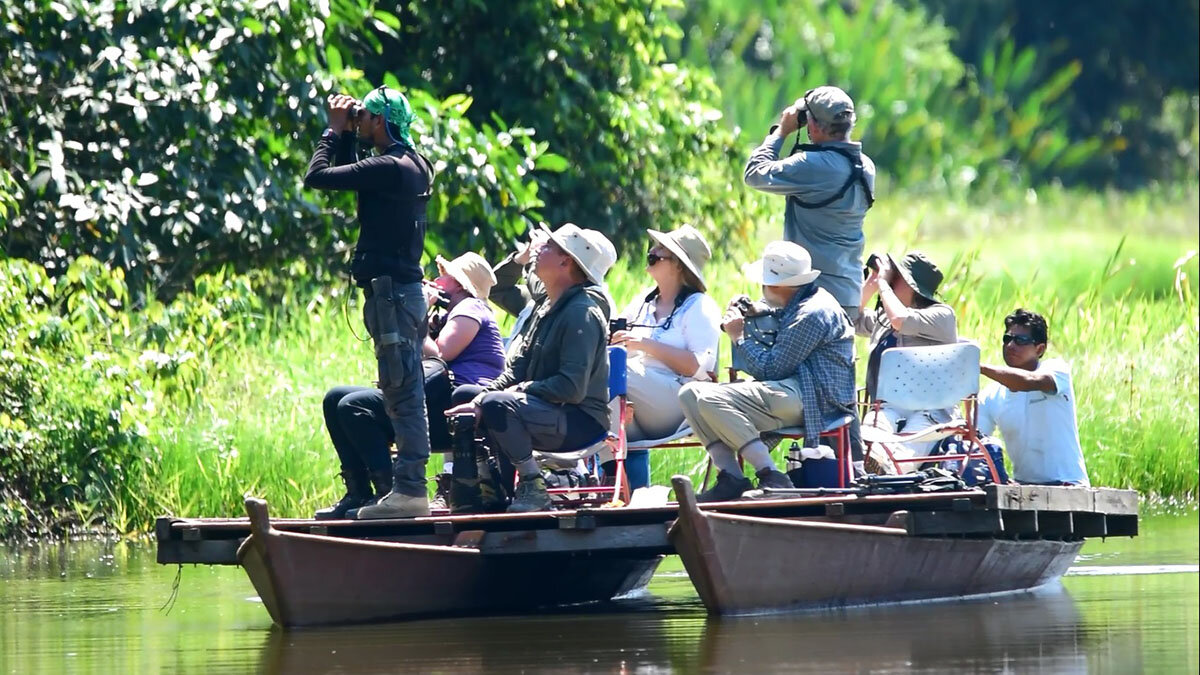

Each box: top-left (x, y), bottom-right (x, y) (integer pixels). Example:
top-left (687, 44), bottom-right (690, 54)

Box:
top-left (744, 86), bottom-right (876, 321)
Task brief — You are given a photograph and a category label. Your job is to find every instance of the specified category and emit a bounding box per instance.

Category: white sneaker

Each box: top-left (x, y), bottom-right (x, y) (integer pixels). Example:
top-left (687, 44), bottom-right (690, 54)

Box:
top-left (354, 491), bottom-right (430, 519)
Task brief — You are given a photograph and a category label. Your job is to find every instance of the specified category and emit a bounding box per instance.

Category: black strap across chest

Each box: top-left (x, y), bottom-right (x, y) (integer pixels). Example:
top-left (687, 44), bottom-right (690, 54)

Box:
top-left (786, 143), bottom-right (875, 210)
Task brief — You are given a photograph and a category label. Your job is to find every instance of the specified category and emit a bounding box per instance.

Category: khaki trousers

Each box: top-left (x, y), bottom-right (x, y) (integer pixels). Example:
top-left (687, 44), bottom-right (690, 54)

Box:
top-left (678, 378), bottom-right (805, 452)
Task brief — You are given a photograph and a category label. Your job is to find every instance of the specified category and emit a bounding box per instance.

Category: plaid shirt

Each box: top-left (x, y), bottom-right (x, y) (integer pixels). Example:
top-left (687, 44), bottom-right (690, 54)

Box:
top-left (734, 285), bottom-right (856, 446)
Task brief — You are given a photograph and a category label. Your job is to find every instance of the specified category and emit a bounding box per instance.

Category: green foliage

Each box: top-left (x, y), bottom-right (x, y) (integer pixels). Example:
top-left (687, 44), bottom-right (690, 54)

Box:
top-left (0, 0), bottom-right (550, 297)
top-left (674, 0), bottom-right (1106, 193)
top-left (257, 0), bottom-right (768, 254)
top-left (919, 0), bottom-right (1200, 186)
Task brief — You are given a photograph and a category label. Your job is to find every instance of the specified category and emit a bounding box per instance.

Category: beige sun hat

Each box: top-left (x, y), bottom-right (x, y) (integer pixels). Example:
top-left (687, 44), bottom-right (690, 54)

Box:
top-left (743, 241), bottom-right (821, 287)
top-left (647, 224), bottom-right (712, 292)
top-left (435, 252), bottom-right (496, 299)
top-left (539, 223), bottom-right (616, 285)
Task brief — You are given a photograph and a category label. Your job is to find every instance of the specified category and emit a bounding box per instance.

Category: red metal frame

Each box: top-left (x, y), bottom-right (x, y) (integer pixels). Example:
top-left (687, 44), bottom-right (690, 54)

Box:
top-left (865, 394), bottom-right (1002, 483)
top-left (539, 394), bottom-right (630, 508)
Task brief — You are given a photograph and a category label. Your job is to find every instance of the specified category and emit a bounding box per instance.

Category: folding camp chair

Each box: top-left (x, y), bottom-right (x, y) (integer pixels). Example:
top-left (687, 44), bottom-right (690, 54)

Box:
top-left (531, 346), bottom-right (630, 507)
top-left (861, 341), bottom-right (1002, 483)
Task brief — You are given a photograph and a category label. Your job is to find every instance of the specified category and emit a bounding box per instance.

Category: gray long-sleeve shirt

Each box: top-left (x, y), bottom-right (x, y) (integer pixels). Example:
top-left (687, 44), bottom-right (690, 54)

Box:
top-left (744, 132), bottom-right (876, 309)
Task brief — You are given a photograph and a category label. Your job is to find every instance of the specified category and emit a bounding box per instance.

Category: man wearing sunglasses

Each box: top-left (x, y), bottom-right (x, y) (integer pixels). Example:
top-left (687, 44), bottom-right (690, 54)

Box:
top-left (977, 309), bottom-right (1090, 486)
top-left (743, 85), bottom-right (876, 321)
top-left (304, 85), bottom-right (437, 518)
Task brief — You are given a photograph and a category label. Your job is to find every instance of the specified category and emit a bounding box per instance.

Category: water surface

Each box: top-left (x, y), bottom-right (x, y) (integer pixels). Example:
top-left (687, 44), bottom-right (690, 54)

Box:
top-left (2, 512), bottom-right (1196, 674)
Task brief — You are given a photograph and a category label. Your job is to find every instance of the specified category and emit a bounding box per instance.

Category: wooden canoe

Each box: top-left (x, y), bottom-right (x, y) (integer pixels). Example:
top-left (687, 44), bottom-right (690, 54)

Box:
top-left (667, 476), bottom-right (1082, 615)
top-left (237, 497), bottom-right (662, 628)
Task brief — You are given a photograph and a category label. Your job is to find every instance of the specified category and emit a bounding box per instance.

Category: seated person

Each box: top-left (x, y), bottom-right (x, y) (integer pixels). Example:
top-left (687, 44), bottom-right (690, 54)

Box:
top-left (978, 309), bottom-right (1089, 486)
top-left (606, 225), bottom-right (721, 489)
top-left (314, 252), bottom-right (505, 520)
top-left (856, 251), bottom-right (956, 469)
top-left (679, 241), bottom-right (856, 502)
top-left (445, 224), bottom-right (616, 513)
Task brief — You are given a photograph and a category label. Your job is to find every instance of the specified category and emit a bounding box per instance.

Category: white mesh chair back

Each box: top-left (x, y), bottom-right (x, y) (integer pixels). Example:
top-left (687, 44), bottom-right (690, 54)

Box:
top-left (875, 341), bottom-right (980, 411)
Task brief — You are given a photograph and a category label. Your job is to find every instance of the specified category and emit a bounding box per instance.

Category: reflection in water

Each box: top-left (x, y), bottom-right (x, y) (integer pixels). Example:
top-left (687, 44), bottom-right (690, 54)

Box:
top-left (256, 586), bottom-right (1093, 674)
top-left (0, 513), bottom-right (1197, 674)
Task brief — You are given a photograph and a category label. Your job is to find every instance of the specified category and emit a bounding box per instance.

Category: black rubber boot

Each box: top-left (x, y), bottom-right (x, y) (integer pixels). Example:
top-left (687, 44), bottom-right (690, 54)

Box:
top-left (696, 470), bottom-right (753, 503)
top-left (314, 470), bottom-right (371, 520)
top-left (344, 469), bottom-right (396, 519)
top-left (507, 475), bottom-right (551, 513)
top-left (756, 467), bottom-right (795, 490)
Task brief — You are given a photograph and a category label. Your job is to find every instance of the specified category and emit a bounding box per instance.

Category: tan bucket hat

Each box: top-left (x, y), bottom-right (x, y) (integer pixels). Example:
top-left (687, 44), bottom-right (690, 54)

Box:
top-left (435, 252), bottom-right (496, 299)
top-left (743, 241), bottom-right (821, 287)
top-left (647, 224), bottom-right (712, 292)
top-left (539, 223), bottom-right (616, 286)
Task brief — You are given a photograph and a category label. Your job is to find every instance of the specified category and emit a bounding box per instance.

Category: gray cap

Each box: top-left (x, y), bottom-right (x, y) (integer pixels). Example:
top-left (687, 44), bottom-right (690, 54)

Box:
top-left (800, 86), bottom-right (856, 126)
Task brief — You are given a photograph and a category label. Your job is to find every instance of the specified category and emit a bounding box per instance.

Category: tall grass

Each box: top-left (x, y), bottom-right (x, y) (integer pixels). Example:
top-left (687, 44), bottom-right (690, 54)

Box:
top-left (132, 188), bottom-right (1198, 524)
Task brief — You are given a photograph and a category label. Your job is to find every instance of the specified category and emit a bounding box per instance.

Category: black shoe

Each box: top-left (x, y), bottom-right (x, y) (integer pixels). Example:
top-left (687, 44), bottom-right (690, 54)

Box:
top-left (756, 468), bottom-right (794, 490)
top-left (696, 470), bottom-right (753, 503)
top-left (314, 470), bottom-right (371, 520)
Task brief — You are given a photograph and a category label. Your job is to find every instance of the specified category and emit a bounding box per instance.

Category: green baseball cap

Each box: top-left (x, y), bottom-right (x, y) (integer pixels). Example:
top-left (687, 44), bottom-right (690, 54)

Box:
top-left (362, 86), bottom-right (415, 147)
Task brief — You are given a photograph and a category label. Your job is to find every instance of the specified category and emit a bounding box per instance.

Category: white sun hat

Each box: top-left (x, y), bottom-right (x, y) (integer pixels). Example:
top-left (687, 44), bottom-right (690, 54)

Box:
top-left (743, 240), bottom-right (821, 287)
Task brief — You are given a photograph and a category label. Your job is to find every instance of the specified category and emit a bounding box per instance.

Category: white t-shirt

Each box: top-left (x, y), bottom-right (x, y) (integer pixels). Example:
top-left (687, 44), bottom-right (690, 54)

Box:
top-left (977, 358), bottom-right (1090, 486)
top-left (620, 288), bottom-right (722, 380)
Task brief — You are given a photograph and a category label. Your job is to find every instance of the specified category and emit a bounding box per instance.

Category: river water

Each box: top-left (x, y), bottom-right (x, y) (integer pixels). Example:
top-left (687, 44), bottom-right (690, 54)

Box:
top-left (2, 512), bottom-right (1196, 674)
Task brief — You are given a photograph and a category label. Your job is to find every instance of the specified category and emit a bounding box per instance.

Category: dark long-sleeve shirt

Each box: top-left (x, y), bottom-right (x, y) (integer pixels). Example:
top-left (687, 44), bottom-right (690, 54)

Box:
top-left (304, 132), bottom-right (434, 285)
top-left (485, 283), bottom-right (611, 431)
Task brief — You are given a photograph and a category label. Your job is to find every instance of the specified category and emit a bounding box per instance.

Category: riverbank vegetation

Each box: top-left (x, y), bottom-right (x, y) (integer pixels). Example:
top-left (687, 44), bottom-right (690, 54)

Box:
top-left (1, 0), bottom-right (1197, 537)
top-left (2, 189), bottom-right (1195, 537)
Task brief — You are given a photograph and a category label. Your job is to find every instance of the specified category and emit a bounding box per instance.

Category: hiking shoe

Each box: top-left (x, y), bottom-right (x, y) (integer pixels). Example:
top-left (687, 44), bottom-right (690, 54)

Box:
top-left (507, 475), bottom-right (551, 513)
top-left (756, 468), bottom-right (794, 491)
top-left (696, 470), bottom-right (753, 503)
top-left (429, 473), bottom-right (452, 511)
top-left (355, 491), bottom-right (431, 519)
top-left (314, 471), bottom-right (372, 520)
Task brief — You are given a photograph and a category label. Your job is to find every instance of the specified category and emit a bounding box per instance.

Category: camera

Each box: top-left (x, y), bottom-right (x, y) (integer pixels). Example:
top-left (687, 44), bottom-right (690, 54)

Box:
top-left (732, 295), bottom-right (771, 318)
top-left (609, 317), bottom-right (628, 333)
top-left (863, 253), bottom-right (883, 280)
top-left (432, 290), bottom-right (451, 310)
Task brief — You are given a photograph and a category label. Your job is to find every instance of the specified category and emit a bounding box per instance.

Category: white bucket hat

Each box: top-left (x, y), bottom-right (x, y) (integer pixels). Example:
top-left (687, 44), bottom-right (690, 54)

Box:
top-left (539, 223), bottom-right (616, 286)
top-left (743, 241), bottom-right (821, 287)
top-left (647, 224), bottom-right (711, 292)
top-left (435, 252), bottom-right (496, 299)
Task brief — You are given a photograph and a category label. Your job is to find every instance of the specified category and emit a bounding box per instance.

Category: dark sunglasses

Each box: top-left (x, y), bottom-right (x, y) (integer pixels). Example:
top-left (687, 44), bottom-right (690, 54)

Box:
top-left (1002, 333), bottom-right (1039, 346)
top-left (646, 252), bottom-right (673, 267)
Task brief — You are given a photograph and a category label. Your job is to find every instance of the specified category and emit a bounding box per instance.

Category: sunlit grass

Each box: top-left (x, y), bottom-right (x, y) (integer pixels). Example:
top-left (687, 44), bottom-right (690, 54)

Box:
top-left (140, 189), bottom-right (1198, 523)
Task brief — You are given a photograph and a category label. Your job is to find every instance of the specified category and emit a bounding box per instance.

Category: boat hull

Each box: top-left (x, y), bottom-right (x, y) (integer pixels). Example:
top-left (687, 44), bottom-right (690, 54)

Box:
top-left (237, 499), bottom-right (661, 627)
top-left (668, 477), bottom-right (1082, 614)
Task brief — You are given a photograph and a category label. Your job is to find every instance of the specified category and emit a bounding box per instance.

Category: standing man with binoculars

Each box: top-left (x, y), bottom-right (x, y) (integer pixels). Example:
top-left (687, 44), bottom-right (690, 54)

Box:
top-left (304, 85), bottom-right (436, 519)
top-left (744, 85), bottom-right (875, 322)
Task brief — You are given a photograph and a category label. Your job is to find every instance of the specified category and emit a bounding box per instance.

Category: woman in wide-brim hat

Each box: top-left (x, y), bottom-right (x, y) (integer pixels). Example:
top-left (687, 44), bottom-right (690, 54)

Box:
top-left (604, 225), bottom-right (723, 488)
top-left (857, 250), bottom-right (958, 472)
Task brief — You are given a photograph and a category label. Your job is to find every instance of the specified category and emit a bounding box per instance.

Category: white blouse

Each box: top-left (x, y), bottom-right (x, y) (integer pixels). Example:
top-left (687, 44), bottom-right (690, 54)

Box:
top-left (619, 287), bottom-right (722, 380)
